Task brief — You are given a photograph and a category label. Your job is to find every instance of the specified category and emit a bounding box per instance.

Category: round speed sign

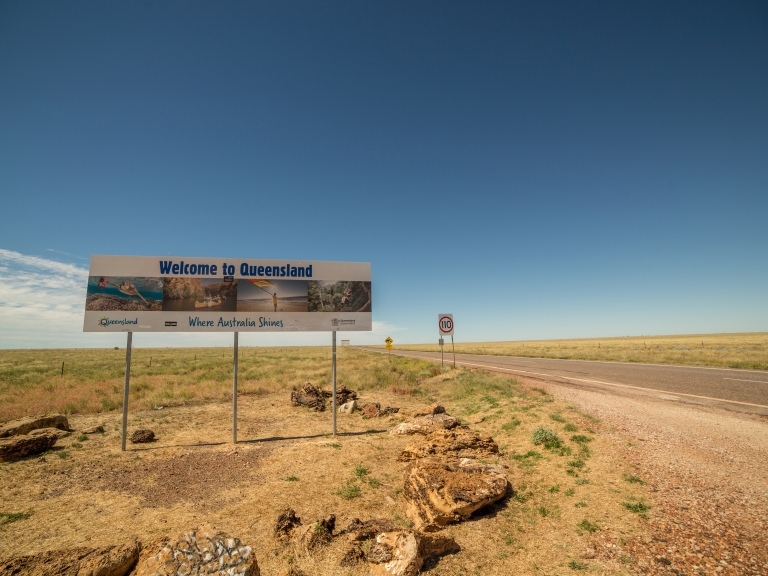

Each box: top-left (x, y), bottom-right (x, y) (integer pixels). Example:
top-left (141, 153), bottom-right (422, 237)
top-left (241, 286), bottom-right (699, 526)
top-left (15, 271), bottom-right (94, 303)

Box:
top-left (438, 314), bottom-right (454, 336)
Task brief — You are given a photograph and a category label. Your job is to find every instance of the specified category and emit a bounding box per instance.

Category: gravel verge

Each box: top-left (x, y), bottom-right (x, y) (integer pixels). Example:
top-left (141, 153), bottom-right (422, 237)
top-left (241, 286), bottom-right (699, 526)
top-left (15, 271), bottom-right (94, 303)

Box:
top-left (520, 376), bottom-right (768, 576)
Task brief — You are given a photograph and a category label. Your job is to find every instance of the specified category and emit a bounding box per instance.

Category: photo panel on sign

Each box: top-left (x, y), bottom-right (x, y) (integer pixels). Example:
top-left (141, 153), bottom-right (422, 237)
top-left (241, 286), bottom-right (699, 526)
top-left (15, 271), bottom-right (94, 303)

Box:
top-left (86, 276), bottom-right (163, 312)
top-left (237, 279), bottom-right (308, 312)
top-left (308, 280), bottom-right (372, 312)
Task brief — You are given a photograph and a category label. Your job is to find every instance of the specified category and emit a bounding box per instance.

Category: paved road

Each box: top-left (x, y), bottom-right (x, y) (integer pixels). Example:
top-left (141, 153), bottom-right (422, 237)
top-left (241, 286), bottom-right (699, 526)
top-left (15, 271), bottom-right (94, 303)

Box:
top-left (360, 348), bottom-right (768, 415)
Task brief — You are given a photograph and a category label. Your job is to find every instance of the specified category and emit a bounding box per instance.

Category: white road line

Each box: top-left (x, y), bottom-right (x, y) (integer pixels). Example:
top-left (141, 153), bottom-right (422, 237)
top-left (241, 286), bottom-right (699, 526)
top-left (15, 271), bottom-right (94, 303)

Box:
top-left (723, 378), bottom-right (768, 384)
top-left (362, 348), bottom-right (768, 410)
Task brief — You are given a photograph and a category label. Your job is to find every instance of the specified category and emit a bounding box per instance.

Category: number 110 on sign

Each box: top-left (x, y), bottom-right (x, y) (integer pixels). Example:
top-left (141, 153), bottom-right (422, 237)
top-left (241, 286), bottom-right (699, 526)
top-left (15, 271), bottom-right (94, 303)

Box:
top-left (438, 314), bottom-right (454, 336)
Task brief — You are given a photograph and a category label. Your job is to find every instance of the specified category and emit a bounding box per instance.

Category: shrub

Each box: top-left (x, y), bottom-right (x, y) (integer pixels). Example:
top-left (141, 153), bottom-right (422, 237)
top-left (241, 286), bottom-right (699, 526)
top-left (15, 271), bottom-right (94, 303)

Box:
top-left (531, 426), bottom-right (561, 446)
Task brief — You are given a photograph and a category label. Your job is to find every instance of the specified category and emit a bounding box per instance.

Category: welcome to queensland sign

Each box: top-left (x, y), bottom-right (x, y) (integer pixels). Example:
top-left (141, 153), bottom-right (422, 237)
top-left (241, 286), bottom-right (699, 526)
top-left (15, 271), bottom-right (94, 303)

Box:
top-left (83, 255), bottom-right (372, 332)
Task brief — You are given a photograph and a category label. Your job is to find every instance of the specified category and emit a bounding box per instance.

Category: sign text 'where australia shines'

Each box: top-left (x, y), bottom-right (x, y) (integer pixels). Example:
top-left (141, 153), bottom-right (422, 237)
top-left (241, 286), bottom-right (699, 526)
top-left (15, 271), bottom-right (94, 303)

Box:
top-left (83, 255), bottom-right (372, 333)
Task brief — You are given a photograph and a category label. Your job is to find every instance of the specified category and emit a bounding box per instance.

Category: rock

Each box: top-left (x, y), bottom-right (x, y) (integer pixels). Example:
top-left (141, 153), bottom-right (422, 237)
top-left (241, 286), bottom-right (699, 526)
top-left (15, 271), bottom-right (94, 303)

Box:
top-left (0, 432), bottom-right (57, 462)
top-left (389, 414), bottom-right (459, 436)
top-left (28, 427), bottom-right (70, 439)
top-left (361, 403), bottom-right (400, 418)
top-left (398, 429), bottom-right (499, 462)
top-left (361, 403), bottom-right (381, 418)
top-left (340, 545), bottom-right (365, 567)
top-left (290, 383), bottom-right (326, 411)
top-left (367, 530), bottom-right (459, 576)
top-left (342, 518), bottom-right (396, 541)
top-left (293, 514), bottom-right (335, 550)
top-left (82, 425), bottom-right (105, 434)
top-left (134, 523), bottom-right (258, 576)
top-left (274, 509), bottom-right (302, 541)
top-left (402, 458), bottom-right (508, 530)
top-left (0, 541), bottom-right (139, 576)
top-left (317, 514), bottom-right (336, 535)
top-left (0, 414), bottom-right (69, 438)
top-left (412, 403), bottom-right (445, 417)
top-left (338, 400), bottom-right (357, 414)
top-left (335, 385), bottom-right (358, 405)
top-left (130, 429), bottom-right (155, 444)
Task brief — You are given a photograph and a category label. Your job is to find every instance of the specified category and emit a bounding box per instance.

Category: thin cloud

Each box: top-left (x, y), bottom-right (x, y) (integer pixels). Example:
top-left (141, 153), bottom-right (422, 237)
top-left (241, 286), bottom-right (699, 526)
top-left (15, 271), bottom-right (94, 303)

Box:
top-left (46, 248), bottom-right (88, 260)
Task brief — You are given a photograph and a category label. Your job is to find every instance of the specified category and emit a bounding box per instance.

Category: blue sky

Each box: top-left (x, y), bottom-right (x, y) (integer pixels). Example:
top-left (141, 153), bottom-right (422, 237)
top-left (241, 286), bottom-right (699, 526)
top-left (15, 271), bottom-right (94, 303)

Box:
top-left (1, 1), bottom-right (766, 349)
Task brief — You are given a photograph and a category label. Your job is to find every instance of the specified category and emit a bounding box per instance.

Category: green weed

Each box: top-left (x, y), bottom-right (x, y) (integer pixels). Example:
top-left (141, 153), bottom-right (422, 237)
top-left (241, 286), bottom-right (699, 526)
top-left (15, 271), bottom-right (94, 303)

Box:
top-left (577, 519), bottom-right (598, 533)
top-left (622, 501), bottom-right (650, 513)
top-left (0, 510), bottom-right (33, 525)
top-left (334, 481), bottom-right (362, 500)
top-left (623, 474), bottom-right (646, 485)
top-left (570, 435), bottom-right (592, 444)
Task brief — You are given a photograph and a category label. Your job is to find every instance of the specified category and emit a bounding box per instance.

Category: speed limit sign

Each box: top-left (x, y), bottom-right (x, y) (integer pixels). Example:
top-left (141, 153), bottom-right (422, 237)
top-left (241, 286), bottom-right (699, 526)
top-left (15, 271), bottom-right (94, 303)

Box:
top-left (438, 314), bottom-right (454, 336)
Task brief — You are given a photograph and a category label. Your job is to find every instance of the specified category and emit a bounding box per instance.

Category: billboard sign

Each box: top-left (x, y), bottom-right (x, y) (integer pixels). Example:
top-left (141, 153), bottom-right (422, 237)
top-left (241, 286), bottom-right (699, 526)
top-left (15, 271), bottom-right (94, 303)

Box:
top-left (83, 255), bottom-right (372, 332)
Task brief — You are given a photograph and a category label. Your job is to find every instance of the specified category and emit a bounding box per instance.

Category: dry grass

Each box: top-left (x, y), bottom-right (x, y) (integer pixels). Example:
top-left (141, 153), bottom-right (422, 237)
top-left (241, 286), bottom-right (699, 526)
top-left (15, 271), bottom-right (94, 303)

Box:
top-left (0, 348), bottom-right (649, 574)
top-left (0, 346), bottom-right (426, 422)
top-left (385, 332), bottom-right (768, 370)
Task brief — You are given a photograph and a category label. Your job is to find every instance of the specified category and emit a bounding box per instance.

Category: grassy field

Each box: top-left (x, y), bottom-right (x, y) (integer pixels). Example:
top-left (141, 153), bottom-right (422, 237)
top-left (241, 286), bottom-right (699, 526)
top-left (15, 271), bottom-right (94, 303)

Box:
top-left (383, 332), bottom-right (768, 370)
top-left (0, 346), bottom-right (423, 422)
top-left (0, 347), bottom-right (650, 574)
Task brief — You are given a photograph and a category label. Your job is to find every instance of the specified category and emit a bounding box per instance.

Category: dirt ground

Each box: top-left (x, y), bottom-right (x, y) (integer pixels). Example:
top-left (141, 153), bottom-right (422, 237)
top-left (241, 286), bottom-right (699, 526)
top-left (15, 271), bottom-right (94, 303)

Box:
top-left (526, 376), bottom-right (768, 576)
top-left (0, 368), bottom-right (655, 575)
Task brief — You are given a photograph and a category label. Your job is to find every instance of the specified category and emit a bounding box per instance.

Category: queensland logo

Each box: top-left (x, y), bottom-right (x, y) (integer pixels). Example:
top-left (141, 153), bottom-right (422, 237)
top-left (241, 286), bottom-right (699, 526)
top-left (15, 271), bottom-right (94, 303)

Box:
top-left (331, 318), bottom-right (355, 327)
top-left (98, 317), bottom-right (138, 327)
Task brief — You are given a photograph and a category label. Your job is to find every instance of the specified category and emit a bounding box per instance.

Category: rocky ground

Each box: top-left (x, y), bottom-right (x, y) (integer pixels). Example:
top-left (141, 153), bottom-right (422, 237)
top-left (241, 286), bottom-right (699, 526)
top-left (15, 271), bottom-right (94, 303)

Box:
top-left (524, 375), bottom-right (768, 576)
top-left (0, 369), bottom-right (654, 575)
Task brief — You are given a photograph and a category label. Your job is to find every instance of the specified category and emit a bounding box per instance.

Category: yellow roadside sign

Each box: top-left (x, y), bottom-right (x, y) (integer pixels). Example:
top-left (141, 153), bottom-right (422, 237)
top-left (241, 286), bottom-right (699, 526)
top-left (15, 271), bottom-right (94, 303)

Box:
top-left (385, 337), bottom-right (393, 345)
top-left (386, 344), bottom-right (392, 350)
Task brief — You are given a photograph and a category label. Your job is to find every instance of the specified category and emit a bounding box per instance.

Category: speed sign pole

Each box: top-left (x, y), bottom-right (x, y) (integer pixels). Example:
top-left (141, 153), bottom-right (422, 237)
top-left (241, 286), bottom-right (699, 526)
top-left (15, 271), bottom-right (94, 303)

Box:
top-left (438, 314), bottom-right (455, 370)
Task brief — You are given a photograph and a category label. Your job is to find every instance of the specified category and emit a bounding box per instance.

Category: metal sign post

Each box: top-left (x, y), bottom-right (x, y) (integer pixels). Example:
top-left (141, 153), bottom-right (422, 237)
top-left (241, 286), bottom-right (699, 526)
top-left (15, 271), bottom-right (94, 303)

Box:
top-left (438, 314), bottom-right (454, 371)
top-left (232, 332), bottom-right (239, 444)
top-left (120, 332), bottom-right (133, 452)
top-left (332, 331), bottom-right (337, 436)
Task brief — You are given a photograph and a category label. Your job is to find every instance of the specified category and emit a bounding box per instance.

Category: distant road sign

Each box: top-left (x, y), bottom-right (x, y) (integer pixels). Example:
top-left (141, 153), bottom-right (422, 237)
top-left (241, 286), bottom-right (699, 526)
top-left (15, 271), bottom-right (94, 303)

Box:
top-left (438, 314), bottom-right (454, 336)
top-left (385, 337), bottom-right (393, 344)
